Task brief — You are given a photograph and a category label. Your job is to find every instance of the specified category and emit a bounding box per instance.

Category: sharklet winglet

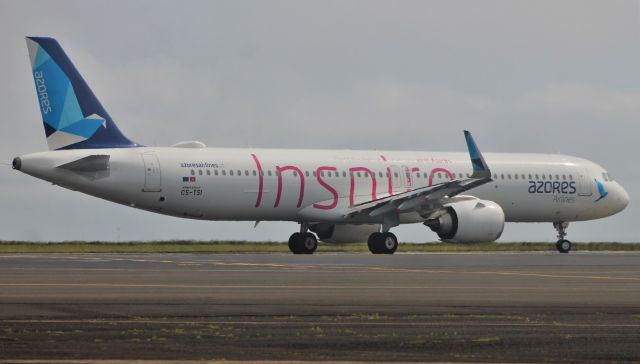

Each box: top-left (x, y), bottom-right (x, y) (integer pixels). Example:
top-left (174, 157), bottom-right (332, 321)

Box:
top-left (464, 130), bottom-right (491, 179)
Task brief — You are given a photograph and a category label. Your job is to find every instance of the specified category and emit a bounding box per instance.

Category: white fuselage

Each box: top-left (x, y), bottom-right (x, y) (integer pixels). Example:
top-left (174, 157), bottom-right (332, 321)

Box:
top-left (16, 146), bottom-right (629, 228)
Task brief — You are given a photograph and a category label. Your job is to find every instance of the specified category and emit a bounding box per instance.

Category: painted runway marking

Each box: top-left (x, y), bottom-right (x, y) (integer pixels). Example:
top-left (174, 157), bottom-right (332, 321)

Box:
top-left (362, 267), bottom-right (640, 281)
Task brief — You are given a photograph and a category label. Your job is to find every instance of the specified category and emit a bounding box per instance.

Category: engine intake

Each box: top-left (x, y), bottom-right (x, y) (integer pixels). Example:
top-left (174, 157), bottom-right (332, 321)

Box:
top-left (425, 199), bottom-right (505, 243)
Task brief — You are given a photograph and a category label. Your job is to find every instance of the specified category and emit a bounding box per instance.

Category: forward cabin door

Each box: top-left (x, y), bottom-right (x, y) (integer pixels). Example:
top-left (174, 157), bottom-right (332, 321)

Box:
top-left (141, 153), bottom-right (162, 192)
top-left (576, 166), bottom-right (592, 197)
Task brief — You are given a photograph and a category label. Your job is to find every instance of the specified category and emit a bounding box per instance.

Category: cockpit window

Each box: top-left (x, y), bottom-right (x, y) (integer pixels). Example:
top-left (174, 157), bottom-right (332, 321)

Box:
top-left (602, 172), bottom-right (613, 182)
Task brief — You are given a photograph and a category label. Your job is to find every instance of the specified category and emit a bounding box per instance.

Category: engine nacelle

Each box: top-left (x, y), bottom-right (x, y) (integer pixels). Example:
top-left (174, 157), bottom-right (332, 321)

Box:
top-left (424, 199), bottom-right (505, 243)
top-left (310, 223), bottom-right (380, 244)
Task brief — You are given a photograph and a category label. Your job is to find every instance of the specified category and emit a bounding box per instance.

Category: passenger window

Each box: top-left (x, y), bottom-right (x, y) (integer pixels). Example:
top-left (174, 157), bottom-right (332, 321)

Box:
top-left (508, 174), bottom-right (511, 180)
top-left (357, 172), bottom-right (361, 178)
top-left (535, 174), bottom-right (539, 179)
top-left (305, 171), bottom-right (309, 177)
top-left (528, 174), bottom-right (532, 180)
top-left (541, 174), bottom-right (545, 180)
top-left (562, 174), bottom-right (566, 180)
top-left (230, 170), bottom-right (234, 176)
top-left (190, 169), bottom-right (195, 176)
top-left (500, 174), bottom-right (504, 179)
top-left (292, 171), bottom-right (297, 177)
top-left (313, 171), bottom-right (317, 177)
top-left (214, 170), bottom-right (219, 176)
top-left (569, 174), bottom-right (573, 180)
top-left (206, 170), bottom-right (211, 176)
top-left (394, 172), bottom-right (398, 178)
top-left (253, 170), bottom-right (257, 176)
top-left (343, 171), bottom-right (347, 178)
top-left (521, 174), bottom-right (525, 180)
top-left (237, 170), bottom-right (241, 176)
top-left (437, 173), bottom-right (442, 179)
top-left (267, 171), bottom-right (272, 176)
top-left (222, 170), bottom-right (226, 176)
top-left (245, 170), bottom-right (249, 176)
top-left (514, 174), bottom-right (518, 180)
top-left (493, 173), bottom-right (498, 179)
top-left (555, 174), bottom-right (559, 180)
top-left (415, 173), bottom-right (420, 178)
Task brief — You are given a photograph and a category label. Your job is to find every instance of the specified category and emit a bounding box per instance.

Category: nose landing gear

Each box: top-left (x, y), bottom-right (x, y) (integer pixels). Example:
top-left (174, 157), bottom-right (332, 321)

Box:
top-left (554, 222), bottom-right (571, 253)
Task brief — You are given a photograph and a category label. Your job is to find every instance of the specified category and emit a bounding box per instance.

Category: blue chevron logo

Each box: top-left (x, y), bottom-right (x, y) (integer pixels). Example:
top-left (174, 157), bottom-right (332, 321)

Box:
top-left (595, 179), bottom-right (608, 202)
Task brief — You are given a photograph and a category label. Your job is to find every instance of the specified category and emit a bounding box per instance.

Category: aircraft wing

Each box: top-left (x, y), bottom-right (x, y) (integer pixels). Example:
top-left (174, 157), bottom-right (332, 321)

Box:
top-left (345, 131), bottom-right (492, 219)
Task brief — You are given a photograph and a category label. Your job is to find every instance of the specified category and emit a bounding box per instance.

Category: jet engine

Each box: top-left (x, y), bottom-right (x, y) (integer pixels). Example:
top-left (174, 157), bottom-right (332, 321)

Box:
top-left (424, 199), bottom-right (505, 243)
top-left (310, 223), bottom-right (381, 244)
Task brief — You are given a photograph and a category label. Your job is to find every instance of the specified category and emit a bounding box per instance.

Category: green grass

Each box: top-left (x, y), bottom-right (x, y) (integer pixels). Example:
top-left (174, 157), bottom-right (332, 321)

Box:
top-left (0, 240), bottom-right (639, 253)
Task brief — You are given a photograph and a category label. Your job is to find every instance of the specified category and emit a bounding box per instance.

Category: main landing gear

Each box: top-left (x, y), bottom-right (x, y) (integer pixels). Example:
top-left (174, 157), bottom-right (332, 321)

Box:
top-left (288, 223), bottom-right (318, 254)
top-left (367, 232), bottom-right (398, 254)
top-left (554, 222), bottom-right (571, 253)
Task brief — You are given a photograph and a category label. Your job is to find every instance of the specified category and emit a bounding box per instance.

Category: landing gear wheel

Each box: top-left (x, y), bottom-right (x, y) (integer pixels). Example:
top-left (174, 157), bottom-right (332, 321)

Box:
top-left (553, 222), bottom-right (571, 254)
top-left (556, 239), bottom-right (571, 254)
top-left (380, 232), bottom-right (398, 254)
top-left (368, 232), bottom-right (383, 254)
top-left (288, 232), bottom-right (317, 254)
top-left (288, 232), bottom-right (302, 254)
top-left (300, 233), bottom-right (318, 254)
top-left (367, 232), bottom-right (398, 254)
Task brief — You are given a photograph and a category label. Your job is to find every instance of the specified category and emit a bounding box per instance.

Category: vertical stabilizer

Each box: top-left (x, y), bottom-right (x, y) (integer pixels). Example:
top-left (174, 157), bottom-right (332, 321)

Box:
top-left (26, 37), bottom-right (139, 150)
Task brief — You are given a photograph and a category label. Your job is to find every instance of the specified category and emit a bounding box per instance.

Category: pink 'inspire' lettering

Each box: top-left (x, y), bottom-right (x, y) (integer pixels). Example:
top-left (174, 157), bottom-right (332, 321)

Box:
top-left (274, 165), bottom-right (305, 208)
top-left (313, 166), bottom-right (339, 210)
top-left (349, 167), bottom-right (376, 208)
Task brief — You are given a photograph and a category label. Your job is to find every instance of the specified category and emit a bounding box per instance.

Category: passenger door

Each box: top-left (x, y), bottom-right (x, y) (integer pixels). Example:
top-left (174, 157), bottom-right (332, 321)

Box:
top-left (141, 153), bottom-right (162, 192)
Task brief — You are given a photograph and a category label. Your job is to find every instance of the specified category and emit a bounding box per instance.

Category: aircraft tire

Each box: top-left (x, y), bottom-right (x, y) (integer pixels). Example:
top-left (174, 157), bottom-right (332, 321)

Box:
top-left (299, 232), bottom-right (318, 254)
top-left (556, 239), bottom-right (571, 253)
top-left (368, 232), bottom-right (383, 254)
top-left (380, 232), bottom-right (398, 254)
top-left (288, 233), bottom-right (302, 254)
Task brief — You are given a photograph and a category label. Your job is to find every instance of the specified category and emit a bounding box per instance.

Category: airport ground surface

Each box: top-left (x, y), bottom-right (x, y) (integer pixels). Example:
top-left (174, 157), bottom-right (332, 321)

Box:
top-left (0, 252), bottom-right (639, 363)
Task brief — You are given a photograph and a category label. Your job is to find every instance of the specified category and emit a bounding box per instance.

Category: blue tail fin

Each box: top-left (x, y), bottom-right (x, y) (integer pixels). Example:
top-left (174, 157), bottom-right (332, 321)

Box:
top-left (26, 37), bottom-right (139, 150)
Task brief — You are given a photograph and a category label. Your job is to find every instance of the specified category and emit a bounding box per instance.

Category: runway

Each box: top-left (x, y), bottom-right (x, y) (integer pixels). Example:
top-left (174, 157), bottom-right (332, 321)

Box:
top-left (1, 252), bottom-right (640, 362)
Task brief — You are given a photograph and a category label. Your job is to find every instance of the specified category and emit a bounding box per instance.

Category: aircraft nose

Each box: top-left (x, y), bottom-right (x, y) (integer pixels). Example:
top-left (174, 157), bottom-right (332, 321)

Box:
top-left (613, 182), bottom-right (630, 212)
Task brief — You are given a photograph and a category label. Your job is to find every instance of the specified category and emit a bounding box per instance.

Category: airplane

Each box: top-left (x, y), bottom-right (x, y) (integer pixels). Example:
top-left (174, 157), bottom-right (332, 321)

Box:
top-left (12, 37), bottom-right (630, 254)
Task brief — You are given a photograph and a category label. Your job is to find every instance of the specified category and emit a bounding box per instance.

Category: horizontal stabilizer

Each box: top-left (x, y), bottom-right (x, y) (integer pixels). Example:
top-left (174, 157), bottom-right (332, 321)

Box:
top-left (56, 154), bottom-right (110, 172)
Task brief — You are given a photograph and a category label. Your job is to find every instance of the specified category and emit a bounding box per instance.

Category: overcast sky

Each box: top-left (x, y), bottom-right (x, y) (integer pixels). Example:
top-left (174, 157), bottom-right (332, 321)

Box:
top-left (1, 0), bottom-right (638, 242)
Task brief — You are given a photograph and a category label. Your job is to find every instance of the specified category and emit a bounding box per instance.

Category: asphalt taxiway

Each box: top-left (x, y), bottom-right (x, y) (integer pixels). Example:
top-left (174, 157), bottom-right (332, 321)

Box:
top-left (1, 252), bottom-right (639, 362)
